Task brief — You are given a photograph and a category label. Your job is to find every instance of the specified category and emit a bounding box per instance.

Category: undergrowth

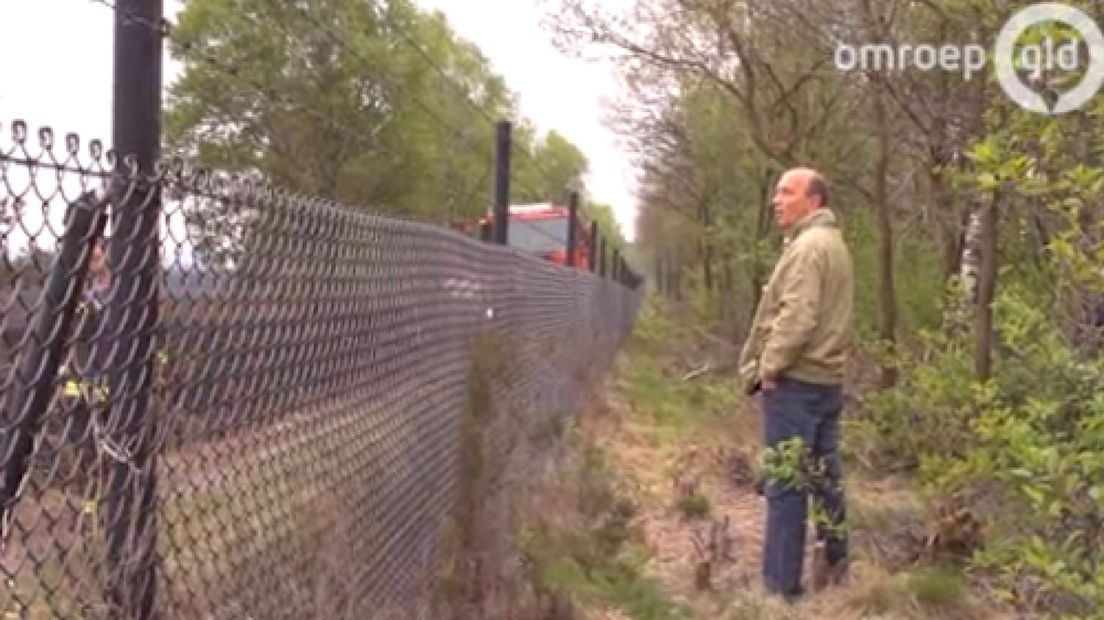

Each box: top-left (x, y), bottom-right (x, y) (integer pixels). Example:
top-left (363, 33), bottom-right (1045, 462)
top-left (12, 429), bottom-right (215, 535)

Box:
top-left (851, 285), bottom-right (1104, 616)
top-left (518, 441), bottom-right (691, 620)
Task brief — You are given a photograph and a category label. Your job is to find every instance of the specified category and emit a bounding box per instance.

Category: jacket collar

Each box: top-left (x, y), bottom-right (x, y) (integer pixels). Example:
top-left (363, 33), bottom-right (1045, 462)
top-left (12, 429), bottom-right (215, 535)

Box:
top-left (784, 208), bottom-right (837, 244)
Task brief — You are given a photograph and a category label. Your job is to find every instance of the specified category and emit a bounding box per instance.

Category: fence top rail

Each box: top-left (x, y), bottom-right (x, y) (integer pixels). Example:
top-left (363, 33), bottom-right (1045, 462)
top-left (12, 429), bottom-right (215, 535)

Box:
top-left (1, 118), bottom-right (644, 290)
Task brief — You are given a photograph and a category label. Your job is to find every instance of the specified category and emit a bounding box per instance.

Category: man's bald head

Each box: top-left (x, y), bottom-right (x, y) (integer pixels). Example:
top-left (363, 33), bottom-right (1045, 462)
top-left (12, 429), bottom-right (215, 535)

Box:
top-left (783, 167), bottom-right (829, 208)
top-left (772, 167), bottom-right (829, 230)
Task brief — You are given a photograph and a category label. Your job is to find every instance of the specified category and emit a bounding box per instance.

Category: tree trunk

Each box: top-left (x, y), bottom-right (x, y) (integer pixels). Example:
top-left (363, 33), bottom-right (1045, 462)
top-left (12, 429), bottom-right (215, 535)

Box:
top-left (721, 258), bottom-right (739, 342)
top-left (746, 172), bottom-right (774, 335)
top-left (931, 168), bottom-right (966, 282)
top-left (654, 252), bottom-right (664, 296)
top-left (671, 246), bottom-right (683, 302)
top-left (973, 191), bottom-right (1000, 382)
top-left (873, 92), bottom-right (898, 388)
top-left (700, 239), bottom-right (714, 293)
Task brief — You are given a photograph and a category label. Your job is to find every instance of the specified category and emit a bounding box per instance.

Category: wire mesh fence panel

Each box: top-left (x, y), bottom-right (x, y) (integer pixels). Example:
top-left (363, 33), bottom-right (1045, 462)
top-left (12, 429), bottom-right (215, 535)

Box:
top-left (0, 121), bottom-right (641, 619)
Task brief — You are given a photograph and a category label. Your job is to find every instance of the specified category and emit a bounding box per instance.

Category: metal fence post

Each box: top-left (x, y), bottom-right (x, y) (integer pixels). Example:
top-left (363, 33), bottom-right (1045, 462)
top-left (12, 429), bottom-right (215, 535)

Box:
top-left (494, 120), bottom-right (511, 245)
top-left (598, 237), bottom-right (607, 278)
top-left (565, 192), bottom-right (578, 267)
top-left (0, 192), bottom-right (107, 540)
top-left (104, 0), bottom-right (163, 616)
top-left (587, 221), bottom-right (598, 272)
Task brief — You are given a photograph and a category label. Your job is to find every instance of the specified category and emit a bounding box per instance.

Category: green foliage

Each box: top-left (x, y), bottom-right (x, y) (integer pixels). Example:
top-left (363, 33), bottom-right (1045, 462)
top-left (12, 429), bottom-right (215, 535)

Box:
top-left (847, 321), bottom-right (976, 471)
top-left (759, 437), bottom-right (846, 540)
top-left (557, 0), bottom-right (1104, 615)
top-left (166, 0), bottom-right (588, 265)
top-left (675, 493), bottom-right (710, 519)
top-left (861, 283), bottom-right (1104, 614)
top-left (629, 296), bottom-right (692, 353)
top-left (919, 288), bottom-right (1104, 615)
top-left (847, 71), bottom-right (1104, 611)
top-left (620, 297), bottom-right (741, 444)
top-left (905, 565), bottom-right (967, 608)
top-left (514, 130), bottom-right (589, 203)
top-left (538, 553), bottom-right (689, 620)
top-left (521, 442), bottom-right (690, 620)
top-left (583, 201), bottom-right (628, 253)
top-left (759, 437), bottom-right (814, 492)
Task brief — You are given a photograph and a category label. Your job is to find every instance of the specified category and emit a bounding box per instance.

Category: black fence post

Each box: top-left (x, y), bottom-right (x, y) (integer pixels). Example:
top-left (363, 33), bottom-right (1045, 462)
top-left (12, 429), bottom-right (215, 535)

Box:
top-left (104, 0), bottom-right (163, 616)
top-left (587, 221), bottom-right (599, 272)
top-left (0, 192), bottom-right (108, 540)
top-left (494, 120), bottom-right (511, 245)
top-left (599, 238), bottom-right (607, 278)
top-left (565, 192), bottom-right (579, 268)
top-left (611, 248), bottom-right (620, 282)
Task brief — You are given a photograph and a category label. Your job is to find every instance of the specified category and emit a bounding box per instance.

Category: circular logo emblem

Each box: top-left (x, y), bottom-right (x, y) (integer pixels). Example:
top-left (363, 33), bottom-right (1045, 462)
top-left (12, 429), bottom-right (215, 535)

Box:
top-left (994, 3), bottom-right (1104, 115)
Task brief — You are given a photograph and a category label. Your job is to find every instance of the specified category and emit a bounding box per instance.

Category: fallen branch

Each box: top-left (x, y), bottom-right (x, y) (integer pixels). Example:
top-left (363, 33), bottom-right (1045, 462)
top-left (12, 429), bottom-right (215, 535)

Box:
top-left (681, 363), bottom-right (713, 382)
top-left (680, 359), bottom-right (741, 381)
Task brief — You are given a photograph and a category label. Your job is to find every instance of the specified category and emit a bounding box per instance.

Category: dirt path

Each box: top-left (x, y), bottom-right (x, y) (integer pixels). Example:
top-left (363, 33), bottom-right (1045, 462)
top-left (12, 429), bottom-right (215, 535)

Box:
top-left (576, 355), bottom-right (1015, 620)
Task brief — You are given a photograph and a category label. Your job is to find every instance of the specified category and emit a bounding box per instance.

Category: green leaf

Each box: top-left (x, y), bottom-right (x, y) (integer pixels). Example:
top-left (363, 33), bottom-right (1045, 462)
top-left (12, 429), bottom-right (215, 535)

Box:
top-left (977, 172), bottom-right (1000, 190)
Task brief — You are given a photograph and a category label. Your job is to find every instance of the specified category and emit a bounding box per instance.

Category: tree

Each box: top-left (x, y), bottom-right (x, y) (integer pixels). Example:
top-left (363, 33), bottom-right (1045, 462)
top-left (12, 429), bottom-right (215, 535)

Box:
top-left (513, 130), bottom-right (589, 203)
top-left (165, 0), bottom-right (590, 267)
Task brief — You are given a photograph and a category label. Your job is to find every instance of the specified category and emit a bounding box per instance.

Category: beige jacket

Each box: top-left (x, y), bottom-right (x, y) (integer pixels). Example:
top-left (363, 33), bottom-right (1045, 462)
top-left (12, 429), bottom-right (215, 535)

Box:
top-left (738, 208), bottom-right (854, 389)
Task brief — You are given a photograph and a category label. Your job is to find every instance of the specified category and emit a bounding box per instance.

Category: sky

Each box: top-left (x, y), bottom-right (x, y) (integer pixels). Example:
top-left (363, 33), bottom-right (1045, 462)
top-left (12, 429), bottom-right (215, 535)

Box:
top-left (0, 0), bottom-right (637, 246)
top-left (413, 0), bottom-right (639, 240)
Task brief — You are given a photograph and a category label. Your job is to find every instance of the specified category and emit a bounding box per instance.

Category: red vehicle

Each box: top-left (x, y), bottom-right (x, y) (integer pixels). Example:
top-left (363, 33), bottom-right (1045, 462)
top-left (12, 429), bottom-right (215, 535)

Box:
top-left (473, 202), bottom-right (591, 270)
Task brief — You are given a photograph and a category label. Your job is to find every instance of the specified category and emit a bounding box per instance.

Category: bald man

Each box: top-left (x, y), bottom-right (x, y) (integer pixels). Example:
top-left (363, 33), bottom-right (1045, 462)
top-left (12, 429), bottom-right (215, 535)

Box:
top-left (738, 167), bottom-right (854, 599)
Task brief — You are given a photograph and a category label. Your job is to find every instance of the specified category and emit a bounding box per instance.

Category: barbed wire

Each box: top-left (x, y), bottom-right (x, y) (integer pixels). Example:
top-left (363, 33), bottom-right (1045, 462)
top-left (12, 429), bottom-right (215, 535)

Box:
top-left (368, 0), bottom-right (498, 127)
top-left (87, 0), bottom-right (171, 35)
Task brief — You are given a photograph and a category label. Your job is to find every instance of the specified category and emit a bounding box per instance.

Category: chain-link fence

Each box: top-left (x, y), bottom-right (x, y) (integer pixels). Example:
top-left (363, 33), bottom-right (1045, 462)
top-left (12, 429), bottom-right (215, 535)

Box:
top-left (0, 120), bottom-right (641, 619)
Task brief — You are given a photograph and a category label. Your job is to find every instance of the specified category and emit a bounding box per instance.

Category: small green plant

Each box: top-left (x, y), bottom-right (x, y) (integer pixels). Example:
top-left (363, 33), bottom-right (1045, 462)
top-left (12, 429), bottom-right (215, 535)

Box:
top-left (905, 565), bottom-right (966, 609)
top-left (759, 437), bottom-right (846, 539)
top-left (676, 492), bottom-right (710, 519)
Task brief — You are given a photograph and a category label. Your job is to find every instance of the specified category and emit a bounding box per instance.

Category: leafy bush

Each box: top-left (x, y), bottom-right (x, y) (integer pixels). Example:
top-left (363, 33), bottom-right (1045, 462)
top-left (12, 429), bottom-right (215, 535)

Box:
top-left (845, 295), bottom-right (976, 472)
top-left (863, 286), bottom-right (1104, 615)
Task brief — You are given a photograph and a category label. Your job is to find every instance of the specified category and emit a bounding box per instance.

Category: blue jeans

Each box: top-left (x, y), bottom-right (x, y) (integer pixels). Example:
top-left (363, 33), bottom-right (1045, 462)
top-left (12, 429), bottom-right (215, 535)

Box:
top-left (761, 376), bottom-right (847, 596)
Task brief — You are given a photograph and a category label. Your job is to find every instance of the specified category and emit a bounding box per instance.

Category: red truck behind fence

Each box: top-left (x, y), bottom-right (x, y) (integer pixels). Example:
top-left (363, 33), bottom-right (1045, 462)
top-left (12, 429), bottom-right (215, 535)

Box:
top-left (457, 203), bottom-right (591, 271)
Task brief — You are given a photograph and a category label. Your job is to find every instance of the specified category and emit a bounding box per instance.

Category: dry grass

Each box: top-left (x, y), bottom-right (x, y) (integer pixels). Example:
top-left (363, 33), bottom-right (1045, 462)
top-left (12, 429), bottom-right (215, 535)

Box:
top-left (568, 300), bottom-right (1019, 620)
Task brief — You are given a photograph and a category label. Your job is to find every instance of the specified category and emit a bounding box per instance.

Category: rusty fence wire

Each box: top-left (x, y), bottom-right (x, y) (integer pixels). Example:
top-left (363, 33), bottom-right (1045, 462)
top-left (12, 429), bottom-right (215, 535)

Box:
top-left (0, 121), bottom-right (641, 619)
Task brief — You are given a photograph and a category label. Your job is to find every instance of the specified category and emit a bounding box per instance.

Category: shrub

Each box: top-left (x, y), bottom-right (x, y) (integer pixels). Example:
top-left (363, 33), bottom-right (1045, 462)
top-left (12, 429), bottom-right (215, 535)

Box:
top-left (868, 286), bottom-right (1104, 615)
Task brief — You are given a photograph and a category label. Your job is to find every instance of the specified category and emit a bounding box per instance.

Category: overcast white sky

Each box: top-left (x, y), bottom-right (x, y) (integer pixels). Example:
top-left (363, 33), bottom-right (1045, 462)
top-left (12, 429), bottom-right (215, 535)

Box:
top-left (414, 0), bottom-right (639, 240)
top-left (0, 0), bottom-right (638, 241)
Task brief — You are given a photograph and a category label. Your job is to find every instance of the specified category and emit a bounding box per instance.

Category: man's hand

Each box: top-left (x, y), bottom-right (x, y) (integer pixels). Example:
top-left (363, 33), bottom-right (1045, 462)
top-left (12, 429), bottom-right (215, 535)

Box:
top-left (760, 373), bottom-right (778, 392)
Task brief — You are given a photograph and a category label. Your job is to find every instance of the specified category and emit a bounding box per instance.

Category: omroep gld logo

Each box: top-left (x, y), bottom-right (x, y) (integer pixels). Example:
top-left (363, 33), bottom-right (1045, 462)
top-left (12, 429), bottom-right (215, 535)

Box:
top-left (834, 2), bottom-right (1104, 115)
top-left (994, 3), bottom-right (1104, 115)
